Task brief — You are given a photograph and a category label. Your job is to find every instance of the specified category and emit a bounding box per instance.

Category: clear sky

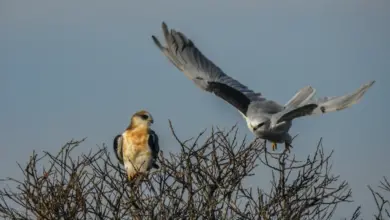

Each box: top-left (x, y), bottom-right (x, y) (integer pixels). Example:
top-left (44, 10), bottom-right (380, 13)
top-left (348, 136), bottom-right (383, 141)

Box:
top-left (1, 0), bottom-right (389, 218)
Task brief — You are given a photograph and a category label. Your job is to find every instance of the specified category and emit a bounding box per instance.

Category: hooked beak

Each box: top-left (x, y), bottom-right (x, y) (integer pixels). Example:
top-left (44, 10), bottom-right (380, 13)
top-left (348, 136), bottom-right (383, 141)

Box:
top-left (150, 118), bottom-right (154, 124)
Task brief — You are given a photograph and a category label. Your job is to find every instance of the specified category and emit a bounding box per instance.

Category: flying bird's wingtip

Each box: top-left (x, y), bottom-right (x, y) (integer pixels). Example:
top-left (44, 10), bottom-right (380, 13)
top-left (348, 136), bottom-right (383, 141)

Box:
top-left (151, 35), bottom-right (158, 43)
top-left (306, 85), bottom-right (315, 93)
top-left (363, 80), bottom-right (376, 90)
top-left (349, 80), bottom-right (376, 105)
top-left (161, 21), bottom-right (170, 37)
top-left (162, 21), bottom-right (168, 29)
top-left (151, 35), bottom-right (164, 50)
top-left (301, 85), bottom-right (315, 93)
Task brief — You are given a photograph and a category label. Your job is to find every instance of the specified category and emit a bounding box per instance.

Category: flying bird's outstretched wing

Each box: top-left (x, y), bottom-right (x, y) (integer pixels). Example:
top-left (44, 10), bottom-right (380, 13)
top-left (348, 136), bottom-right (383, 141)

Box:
top-left (284, 86), bottom-right (316, 109)
top-left (152, 22), bottom-right (265, 115)
top-left (148, 129), bottom-right (160, 169)
top-left (113, 134), bottom-right (124, 164)
top-left (271, 80), bottom-right (375, 128)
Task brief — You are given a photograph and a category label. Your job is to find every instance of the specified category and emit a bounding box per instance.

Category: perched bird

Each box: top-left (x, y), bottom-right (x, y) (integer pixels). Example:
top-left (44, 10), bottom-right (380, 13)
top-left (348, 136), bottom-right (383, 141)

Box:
top-left (113, 110), bottom-right (160, 181)
top-left (151, 22), bottom-right (375, 152)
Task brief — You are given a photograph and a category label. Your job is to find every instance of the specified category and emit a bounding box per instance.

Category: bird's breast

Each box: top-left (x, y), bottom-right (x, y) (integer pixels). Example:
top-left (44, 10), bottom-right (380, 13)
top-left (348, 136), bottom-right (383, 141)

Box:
top-left (122, 128), bottom-right (151, 157)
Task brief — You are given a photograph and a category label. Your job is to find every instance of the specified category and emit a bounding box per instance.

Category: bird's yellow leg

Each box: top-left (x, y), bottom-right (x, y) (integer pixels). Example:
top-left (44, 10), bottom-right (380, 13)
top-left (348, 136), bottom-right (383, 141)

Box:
top-left (272, 142), bottom-right (277, 151)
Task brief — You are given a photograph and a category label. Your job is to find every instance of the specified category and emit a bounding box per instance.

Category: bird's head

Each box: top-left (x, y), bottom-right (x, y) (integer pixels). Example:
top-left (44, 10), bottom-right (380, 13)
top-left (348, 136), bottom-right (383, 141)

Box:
top-left (248, 116), bottom-right (270, 133)
top-left (129, 110), bottom-right (154, 128)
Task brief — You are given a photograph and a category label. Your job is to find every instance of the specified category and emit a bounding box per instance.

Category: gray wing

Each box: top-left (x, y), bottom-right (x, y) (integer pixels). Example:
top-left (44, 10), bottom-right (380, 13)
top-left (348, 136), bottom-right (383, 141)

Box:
top-left (148, 129), bottom-right (160, 169)
top-left (284, 86), bottom-right (316, 109)
top-left (270, 80), bottom-right (375, 128)
top-left (266, 85), bottom-right (316, 125)
top-left (113, 134), bottom-right (124, 164)
top-left (152, 22), bottom-right (265, 116)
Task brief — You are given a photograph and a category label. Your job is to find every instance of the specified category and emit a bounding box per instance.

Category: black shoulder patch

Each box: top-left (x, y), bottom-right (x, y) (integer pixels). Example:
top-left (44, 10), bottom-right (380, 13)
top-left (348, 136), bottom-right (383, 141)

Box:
top-left (148, 129), bottom-right (160, 169)
top-left (207, 82), bottom-right (251, 115)
top-left (113, 134), bottom-right (124, 164)
top-left (320, 106), bottom-right (326, 113)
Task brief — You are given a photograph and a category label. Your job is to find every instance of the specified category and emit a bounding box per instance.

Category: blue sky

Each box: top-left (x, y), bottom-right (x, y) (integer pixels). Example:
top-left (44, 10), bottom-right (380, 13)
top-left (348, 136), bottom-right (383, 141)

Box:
top-left (1, 0), bottom-right (389, 218)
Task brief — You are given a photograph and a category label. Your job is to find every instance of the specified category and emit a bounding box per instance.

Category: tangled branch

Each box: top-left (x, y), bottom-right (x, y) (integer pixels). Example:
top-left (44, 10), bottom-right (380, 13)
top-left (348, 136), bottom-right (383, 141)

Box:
top-left (0, 123), bottom-right (386, 219)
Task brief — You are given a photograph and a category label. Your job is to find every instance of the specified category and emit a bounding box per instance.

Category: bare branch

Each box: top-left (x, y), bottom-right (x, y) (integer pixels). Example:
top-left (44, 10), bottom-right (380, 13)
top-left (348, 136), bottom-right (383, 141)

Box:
top-left (0, 124), bottom-right (383, 219)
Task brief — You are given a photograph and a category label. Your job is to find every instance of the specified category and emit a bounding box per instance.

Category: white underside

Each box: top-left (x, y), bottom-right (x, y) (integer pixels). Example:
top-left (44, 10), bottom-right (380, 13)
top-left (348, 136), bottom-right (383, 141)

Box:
top-left (124, 151), bottom-right (153, 176)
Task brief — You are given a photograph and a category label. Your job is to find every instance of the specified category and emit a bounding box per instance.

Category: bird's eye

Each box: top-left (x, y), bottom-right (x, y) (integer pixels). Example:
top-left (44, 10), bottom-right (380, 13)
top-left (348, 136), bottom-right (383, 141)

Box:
top-left (141, 114), bottom-right (149, 120)
top-left (253, 122), bottom-right (265, 130)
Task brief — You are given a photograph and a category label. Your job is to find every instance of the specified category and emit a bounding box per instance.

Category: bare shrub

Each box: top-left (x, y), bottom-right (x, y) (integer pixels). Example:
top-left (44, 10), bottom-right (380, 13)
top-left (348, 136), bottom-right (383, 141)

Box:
top-left (0, 122), bottom-right (386, 219)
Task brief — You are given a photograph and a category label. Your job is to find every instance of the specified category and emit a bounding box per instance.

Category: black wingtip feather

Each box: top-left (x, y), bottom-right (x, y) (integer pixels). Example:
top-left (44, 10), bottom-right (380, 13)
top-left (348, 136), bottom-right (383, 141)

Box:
top-left (162, 21), bottom-right (167, 30)
top-left (151, 35), bottom-right (164, 50)
top-left (162, 22), bottom-right (170, 37)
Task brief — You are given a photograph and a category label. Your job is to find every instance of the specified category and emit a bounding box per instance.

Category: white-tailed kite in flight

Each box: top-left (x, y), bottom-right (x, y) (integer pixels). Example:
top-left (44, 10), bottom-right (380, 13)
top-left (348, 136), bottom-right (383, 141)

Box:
top-left (113, 110), bottom-right (160, 181)
top-left (151, 22), bottom-right (375, 152)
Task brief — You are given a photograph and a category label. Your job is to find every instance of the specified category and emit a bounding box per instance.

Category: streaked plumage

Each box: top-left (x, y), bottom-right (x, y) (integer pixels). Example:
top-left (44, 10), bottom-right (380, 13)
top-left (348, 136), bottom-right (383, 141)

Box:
top-left (151, 22), bottom-right (375, 151)
top-left (113, 110), bottom-right (160, 181)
